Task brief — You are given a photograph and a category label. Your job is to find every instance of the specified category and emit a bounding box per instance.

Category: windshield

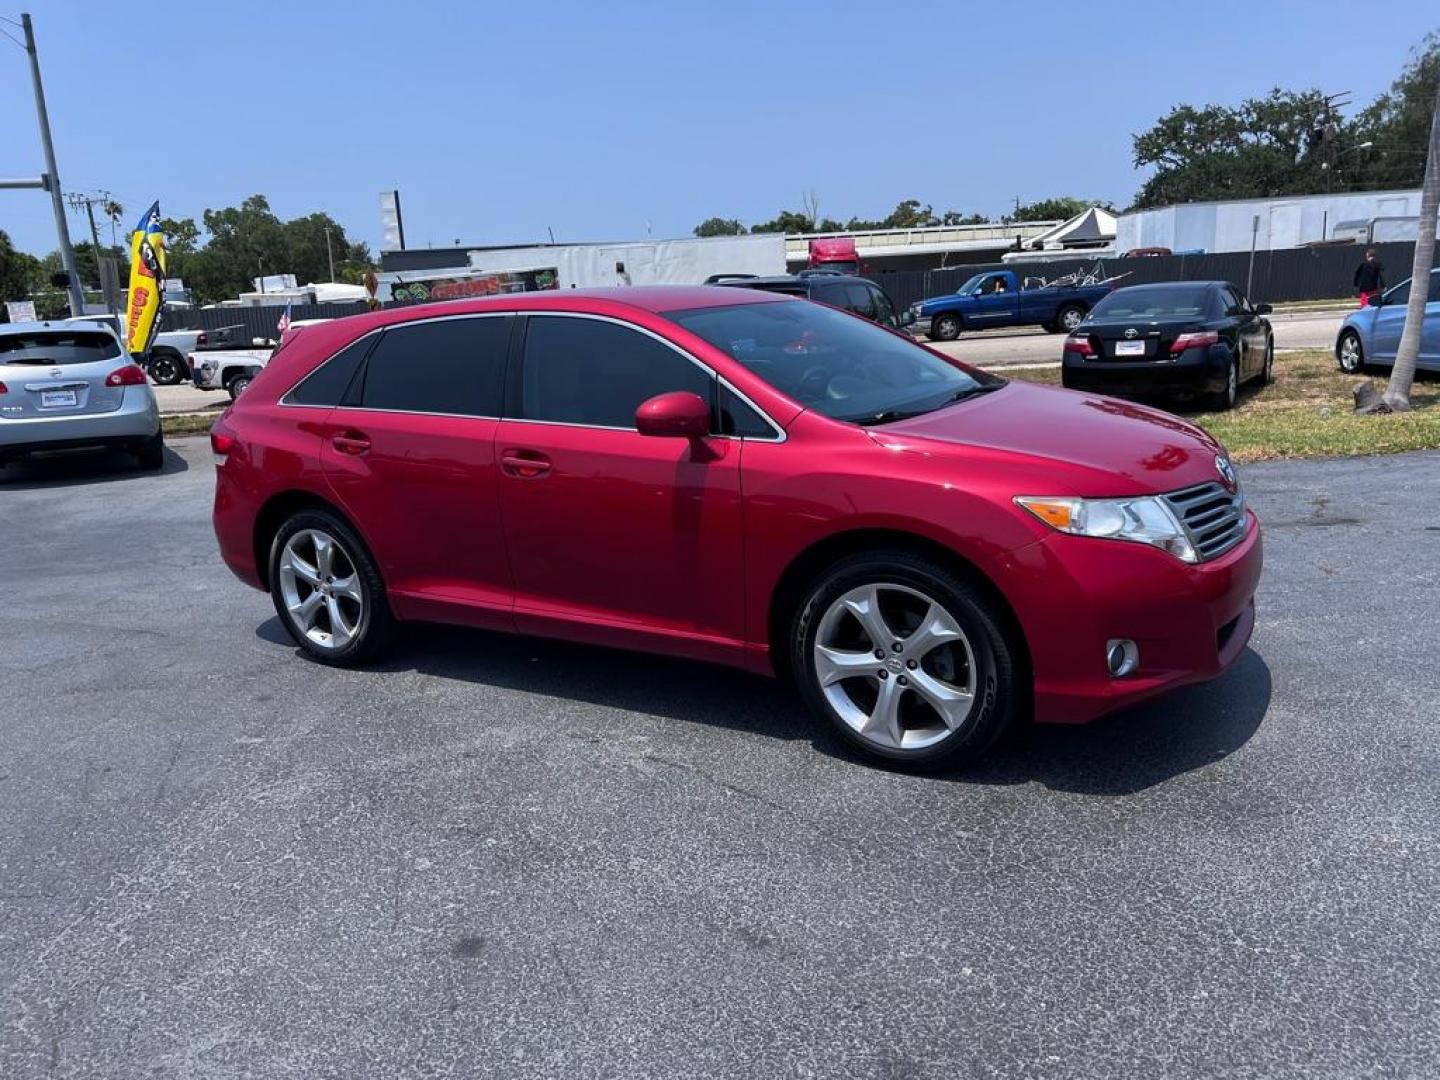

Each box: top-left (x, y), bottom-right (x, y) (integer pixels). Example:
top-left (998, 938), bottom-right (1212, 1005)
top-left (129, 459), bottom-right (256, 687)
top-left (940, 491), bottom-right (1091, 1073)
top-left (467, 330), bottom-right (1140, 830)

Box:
top-left (956, 273), bottom-right (987, 294)
top-left (1090, 286), bottom-right (1215, 319)
top-left (0, 330), bottom-right (123, 366)
top-left (667, 300), bottom-right (992, 424)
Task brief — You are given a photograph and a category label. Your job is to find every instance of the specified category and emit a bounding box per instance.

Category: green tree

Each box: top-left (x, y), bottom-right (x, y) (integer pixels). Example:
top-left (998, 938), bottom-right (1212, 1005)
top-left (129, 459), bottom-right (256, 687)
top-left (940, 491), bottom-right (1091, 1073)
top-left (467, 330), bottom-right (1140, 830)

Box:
top-left (750, 209), bottom-right (817, 234)
top-left (0, 230), bottom-right (42, 312)
top-left (195, 194), bottom-right (288, 300)
top-left (1009, 196), bottom-right (1099, 222)
top-left (942, 211), bottom-right (990, 226)
top-left (693, 216), bottom-right (746, 237)
top-left (1351, 31), bottom-right (1440, 191)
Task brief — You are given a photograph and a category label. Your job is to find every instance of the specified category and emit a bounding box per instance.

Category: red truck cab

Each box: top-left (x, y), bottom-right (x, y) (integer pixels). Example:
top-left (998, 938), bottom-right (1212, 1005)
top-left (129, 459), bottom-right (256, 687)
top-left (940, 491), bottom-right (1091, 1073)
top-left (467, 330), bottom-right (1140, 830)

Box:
top-left (808, 237), bottom-right (860, 275)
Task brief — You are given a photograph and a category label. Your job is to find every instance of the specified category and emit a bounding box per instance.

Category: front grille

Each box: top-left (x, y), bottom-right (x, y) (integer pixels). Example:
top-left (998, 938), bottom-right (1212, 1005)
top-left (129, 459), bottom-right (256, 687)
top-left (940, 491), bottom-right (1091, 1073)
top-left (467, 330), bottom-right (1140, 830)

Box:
top-left (1164, 482), bottom-right (1248, 561)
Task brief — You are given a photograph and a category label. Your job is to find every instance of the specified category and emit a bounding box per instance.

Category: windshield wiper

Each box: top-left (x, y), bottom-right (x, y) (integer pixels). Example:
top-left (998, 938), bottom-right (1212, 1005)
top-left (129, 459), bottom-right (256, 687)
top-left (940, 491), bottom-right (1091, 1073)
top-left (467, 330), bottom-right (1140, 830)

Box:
top-left (846, 383), bottom-right (1005, 426)
top-left (943, 383), bottom-right (1005, 405)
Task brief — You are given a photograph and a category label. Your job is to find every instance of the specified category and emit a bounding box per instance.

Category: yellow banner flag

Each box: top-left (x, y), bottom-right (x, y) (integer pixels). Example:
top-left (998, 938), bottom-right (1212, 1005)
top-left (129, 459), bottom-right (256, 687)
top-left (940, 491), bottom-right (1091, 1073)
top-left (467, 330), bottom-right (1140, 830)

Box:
top-left (124, 201), bottom-right (167, 355)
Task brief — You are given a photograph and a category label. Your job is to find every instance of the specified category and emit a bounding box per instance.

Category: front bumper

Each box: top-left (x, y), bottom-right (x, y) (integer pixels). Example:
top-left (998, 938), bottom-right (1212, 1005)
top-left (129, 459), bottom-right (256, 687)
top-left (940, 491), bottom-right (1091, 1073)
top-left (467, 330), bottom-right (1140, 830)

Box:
top-left (0, 387), bottom-right (160, 461)
top-left (1000, 513), bottom-right (1263, 725)
top-left (1062, 344), bottom-right (1231, 398)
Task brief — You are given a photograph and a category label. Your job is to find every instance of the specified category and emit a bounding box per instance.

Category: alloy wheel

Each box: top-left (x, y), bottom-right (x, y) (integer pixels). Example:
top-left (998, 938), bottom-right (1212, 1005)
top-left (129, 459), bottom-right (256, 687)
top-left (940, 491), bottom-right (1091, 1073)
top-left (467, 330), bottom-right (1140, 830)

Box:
top-left (812, 582), bottom-right (977, 752)
top-left (278, 529), bottom-right (364, 650)
top-left (1061, 307), bottom-right (1084, 332)
top-left (1339, 334), bottom-right (1362, 373)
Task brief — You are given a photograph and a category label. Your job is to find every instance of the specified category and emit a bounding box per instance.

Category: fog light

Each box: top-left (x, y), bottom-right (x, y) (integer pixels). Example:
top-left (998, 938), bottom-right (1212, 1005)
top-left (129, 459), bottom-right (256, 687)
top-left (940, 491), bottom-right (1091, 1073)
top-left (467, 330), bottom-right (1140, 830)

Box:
top-left (1106, 639), bottom-right (1139, 678)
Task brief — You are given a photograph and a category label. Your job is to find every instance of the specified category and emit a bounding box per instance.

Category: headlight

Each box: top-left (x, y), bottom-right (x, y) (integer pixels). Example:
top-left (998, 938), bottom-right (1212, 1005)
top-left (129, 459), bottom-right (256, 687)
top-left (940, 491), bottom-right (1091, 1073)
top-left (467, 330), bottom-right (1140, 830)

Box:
top-left (1015, 494), bottom-right (1197, 563)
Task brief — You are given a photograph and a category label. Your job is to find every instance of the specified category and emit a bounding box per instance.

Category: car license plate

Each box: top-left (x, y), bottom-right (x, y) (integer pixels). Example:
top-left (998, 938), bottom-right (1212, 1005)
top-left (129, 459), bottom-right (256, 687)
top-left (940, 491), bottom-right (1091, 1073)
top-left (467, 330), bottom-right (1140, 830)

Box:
top-left (1115, 340), bottom-right (1146, 356)
top-left (41, 389), bottom-right (77, 408)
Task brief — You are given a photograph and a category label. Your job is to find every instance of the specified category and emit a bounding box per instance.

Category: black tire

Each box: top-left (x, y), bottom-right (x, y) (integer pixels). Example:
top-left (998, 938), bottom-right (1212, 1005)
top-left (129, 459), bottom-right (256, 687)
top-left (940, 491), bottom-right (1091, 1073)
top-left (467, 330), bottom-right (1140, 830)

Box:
top-left (148, 350), bottom-right (185, 386)
top-left (1337, 330), bottom-right (1364, 374)
top-left (134, 428), bottom-right (164, 470)
top-left (226, 373), bottom-right (253, 400)
top-left (790, 550), bottom-right (1021, 770)
top-left (1208, 354), bottom-right (1239, 411)
top-left (1259, 338), bottom-right (1275, 386)
top-left (1056, 304), bottom-right (1086, 333)
top-left (930, 313), bottom-right (963, 342)
top-left (269, 508), bottom-right (394, 667)
top-left (1041, 320), bottom-right (1059, 334)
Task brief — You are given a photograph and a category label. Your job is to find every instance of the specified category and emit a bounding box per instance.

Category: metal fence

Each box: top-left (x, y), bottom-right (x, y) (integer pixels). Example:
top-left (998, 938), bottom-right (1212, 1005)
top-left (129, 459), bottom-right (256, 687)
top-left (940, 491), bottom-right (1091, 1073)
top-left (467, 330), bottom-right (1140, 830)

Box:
top-left (869, 241), bottom-right (1429, 310)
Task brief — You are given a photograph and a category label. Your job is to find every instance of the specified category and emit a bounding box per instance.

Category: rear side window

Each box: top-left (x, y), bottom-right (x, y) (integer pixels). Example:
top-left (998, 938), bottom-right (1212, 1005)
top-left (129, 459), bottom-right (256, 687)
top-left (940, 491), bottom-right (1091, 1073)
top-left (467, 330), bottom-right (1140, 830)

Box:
top-left (288, 336), bottom-right (373, 406)
top-left (357, 316), bottom-right (509, 416)
top-left (518, 316), bottom-right (712, 429)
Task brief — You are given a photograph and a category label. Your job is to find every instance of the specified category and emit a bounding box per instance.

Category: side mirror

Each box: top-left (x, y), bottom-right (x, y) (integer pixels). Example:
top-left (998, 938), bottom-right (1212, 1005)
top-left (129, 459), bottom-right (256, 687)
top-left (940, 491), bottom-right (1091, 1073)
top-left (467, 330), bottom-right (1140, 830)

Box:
top-left (1369, 293), bottom-right (1384, 308)
top-left (1253, 302), bottom-right (1273, 316)
top-left (899, 309), bottom-right (916, 327)
top-left (635, 391), bottom-right (710, 438)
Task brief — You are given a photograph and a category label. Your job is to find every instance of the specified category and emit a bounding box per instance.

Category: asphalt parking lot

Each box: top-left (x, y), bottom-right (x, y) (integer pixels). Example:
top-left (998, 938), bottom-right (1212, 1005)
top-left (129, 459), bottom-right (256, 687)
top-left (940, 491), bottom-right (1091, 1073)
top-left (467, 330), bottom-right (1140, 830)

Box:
top-left (1, 437), bottom-right (1436, 1079)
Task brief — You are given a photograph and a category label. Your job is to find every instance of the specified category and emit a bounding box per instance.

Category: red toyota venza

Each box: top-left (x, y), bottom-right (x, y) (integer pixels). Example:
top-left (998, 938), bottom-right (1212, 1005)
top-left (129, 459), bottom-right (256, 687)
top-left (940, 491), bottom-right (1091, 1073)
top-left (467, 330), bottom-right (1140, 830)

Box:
top-left (212, 287), bottom-right (1262, 767)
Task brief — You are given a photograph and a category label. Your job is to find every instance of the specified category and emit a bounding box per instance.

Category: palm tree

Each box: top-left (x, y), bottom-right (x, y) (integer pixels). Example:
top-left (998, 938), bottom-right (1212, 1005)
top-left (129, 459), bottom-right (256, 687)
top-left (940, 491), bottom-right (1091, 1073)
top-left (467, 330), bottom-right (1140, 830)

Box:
top-left (1382, 76), bottom-right (1440, 411)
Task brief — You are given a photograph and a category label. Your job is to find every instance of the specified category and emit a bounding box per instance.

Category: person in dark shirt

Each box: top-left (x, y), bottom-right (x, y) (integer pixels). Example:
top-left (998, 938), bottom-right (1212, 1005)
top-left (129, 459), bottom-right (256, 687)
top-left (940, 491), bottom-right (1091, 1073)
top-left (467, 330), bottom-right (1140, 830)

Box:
top-left (1354, 248), bottom-right (1385, 306)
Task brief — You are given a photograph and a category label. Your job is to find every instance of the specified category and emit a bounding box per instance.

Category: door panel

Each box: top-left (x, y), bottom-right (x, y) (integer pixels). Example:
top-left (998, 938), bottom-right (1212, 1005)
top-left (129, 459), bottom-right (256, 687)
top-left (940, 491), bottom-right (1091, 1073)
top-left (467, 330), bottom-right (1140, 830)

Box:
top-left (496, 422), bottom-right (745, 649)
top-left (319, 314), bottom-right (514, 626)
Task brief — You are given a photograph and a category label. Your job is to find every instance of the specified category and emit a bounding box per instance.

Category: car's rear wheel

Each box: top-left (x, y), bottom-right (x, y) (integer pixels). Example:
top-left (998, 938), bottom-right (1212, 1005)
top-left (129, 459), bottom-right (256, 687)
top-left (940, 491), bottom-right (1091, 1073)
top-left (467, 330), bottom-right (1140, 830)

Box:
top-left (148, 350), bottom-right (185, 385)
top-left (1208, 355), bottom-right (1239, 411)
top-left (270, 509), bottom-right (393, 667)
top-left (226, 373), bottom-right (253, 400)
top-left (135, 428), bottom-right (164, 470)
top-left (1338, 330), bottom-right (1364, 374)
top-left (931, 313), bottom-right (962, 341)
top-left (1057, 304), bottom-right (1086, 333)
top-left (790, 551), bottom-right (1019, 769)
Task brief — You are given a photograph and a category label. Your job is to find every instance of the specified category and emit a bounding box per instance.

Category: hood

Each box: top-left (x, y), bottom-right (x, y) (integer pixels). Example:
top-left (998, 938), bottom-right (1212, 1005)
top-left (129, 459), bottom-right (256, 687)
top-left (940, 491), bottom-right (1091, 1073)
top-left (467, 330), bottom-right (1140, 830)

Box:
top-left (873, 381), bottom-right (1228, 495)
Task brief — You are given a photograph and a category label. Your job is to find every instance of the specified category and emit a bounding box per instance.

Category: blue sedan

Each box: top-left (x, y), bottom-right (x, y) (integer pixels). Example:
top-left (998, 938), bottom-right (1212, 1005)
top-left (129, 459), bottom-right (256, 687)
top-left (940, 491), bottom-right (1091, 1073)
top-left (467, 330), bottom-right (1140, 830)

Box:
top-left (1336, 267), bottom-right (1440, 373)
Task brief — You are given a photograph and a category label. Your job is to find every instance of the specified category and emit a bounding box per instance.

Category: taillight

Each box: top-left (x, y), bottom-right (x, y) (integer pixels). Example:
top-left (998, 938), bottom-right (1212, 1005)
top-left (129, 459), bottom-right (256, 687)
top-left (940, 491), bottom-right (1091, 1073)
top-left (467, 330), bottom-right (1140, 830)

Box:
top-left (210, 431), bottom-right (236, 457)
top-left (105, 364), bottom-right (149, 387)
top-left (1064, 334), bottom-right (1095, 357)
top-left (197, 332), bottom-right (208, 346)
top-left (1170, 331), bottom-right (1219, 354)
top-left (0, 381), bottom-right (8, 394)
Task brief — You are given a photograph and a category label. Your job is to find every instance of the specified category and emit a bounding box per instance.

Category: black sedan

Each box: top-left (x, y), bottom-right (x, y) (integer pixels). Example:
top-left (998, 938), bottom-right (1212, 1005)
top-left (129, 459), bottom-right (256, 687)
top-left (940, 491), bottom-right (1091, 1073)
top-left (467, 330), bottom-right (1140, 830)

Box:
top-left (1060, 281), bottom-right (1273, 410)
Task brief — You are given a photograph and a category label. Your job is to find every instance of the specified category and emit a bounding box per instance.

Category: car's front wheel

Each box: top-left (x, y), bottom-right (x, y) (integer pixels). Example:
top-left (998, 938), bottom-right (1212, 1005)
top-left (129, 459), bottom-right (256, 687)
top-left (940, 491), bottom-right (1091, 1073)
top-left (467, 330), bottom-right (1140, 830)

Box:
top-left (270, 509), bottom-right (393, 666)
top-left (1338, 330), bottom-right (1364, 374)
top-left (1260, 339), bottom-right (1275, 385)
top-left (791, 552), bottom-right (1020, 769)
top-left (930, 314), bottom-right (962, 341)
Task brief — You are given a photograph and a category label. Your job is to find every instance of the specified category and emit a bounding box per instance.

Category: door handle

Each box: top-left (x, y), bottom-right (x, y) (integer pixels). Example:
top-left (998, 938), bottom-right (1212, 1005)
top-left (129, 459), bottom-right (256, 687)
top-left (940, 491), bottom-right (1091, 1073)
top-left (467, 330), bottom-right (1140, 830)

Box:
top-left (501, 451), bottom-right (552, 478)
top-left (331, 431), bottom-right (371, 456)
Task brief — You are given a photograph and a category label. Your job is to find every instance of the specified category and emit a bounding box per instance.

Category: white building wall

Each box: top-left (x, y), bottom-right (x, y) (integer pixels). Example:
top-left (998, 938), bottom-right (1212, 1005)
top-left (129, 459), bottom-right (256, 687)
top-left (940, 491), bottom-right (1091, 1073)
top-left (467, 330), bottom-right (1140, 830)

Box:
top-left (1117, 189), bottom-right (1427, 254)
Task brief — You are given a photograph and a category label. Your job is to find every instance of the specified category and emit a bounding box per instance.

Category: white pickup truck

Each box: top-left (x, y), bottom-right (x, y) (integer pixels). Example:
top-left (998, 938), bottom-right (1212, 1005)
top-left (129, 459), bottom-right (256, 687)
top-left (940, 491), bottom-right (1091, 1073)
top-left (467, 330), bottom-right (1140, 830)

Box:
top-left (62, 314), bottom-right (245, 385)
top-left (188, 319), bottom-right (331, 399)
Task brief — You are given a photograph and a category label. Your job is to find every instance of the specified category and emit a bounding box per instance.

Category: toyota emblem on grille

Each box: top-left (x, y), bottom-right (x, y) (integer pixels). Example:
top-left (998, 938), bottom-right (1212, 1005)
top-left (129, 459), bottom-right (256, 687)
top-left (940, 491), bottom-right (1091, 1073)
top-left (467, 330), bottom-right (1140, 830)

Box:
top-left (1215, 454), bottom-right (1237, 487)
top-left (1124, 328), bottom-right (1138, 339)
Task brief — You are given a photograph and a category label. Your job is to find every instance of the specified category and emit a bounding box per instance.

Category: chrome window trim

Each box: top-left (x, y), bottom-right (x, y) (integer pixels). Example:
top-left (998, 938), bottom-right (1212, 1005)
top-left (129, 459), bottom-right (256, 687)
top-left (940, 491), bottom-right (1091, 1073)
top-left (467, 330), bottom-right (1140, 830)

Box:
top-left (276, 307), bottom-right (788, 442)
top-left (277, 311), bottom-right (513, 410)
top-left (519, 311), bottom-right (787, 442)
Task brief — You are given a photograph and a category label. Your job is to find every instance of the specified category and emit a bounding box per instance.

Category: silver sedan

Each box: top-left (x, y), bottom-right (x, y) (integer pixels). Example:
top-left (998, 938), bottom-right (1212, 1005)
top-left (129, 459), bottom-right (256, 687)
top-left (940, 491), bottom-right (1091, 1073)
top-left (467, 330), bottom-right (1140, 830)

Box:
top-left (0, 321), bottom-right (163, 470)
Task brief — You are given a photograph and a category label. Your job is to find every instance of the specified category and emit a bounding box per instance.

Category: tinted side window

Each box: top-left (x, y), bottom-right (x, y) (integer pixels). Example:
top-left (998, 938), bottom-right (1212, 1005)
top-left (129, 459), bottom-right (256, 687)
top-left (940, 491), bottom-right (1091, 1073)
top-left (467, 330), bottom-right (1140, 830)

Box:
top-left (1429, 270), bottom-right (1440, 303)
top-left (842, 283), bottom-right (877, 320)
top-left (808, 281), bottom-right (847, 308)
top-left (358, 316), bottom-right (508, 416)
top-left (289, 335), bottom-right (372, 406)
top-left (718, 384), bottom-right (775, 438)
top-left (1221, 288), bottom-right (1244, 317)
top-left (870, 287), bottom-right (897, 327)
top-left (520, 316), bottom-right (712, 429)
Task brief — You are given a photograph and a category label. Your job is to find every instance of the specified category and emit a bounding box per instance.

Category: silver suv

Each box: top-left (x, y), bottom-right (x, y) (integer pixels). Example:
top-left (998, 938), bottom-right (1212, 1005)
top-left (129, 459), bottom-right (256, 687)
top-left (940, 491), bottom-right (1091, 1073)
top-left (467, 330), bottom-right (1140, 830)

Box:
top-left (0, 321), bottom-right (163, 470)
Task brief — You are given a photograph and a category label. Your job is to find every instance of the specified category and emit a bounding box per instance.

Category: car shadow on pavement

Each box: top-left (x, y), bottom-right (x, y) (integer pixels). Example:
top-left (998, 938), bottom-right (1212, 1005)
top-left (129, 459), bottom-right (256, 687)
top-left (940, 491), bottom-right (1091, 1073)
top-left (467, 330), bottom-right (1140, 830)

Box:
top-left (0, 446), bottom-right (189, 489)
top-left (257, 617), bottom-right (1271, 795)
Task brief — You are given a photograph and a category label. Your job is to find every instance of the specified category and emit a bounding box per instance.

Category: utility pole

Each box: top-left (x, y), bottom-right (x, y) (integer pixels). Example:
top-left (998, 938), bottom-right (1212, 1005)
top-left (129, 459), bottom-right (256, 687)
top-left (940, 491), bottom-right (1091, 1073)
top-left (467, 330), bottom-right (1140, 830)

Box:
top-left (67, 191), bottom-right (119, 314)
top-left (324, 226), bottom-right (336, 282)
top-left (10, 13), bottom-right (84, 315)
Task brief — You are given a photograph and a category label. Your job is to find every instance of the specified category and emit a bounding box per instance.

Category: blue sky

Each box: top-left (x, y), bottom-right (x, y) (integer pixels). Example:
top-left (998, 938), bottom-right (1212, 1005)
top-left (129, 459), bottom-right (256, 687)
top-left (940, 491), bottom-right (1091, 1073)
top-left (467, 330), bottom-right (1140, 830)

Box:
top-left (1, 0), bottom-right (1435, 258)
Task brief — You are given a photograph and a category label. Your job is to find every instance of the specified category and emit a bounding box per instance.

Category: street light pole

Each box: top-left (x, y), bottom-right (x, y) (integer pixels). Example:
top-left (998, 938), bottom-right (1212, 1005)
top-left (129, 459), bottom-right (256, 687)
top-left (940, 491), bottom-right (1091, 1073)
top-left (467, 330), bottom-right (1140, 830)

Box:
top-left (20, 13), bottom-right (84, 316)
top-left (324, 225), bottom-right (335, 282)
